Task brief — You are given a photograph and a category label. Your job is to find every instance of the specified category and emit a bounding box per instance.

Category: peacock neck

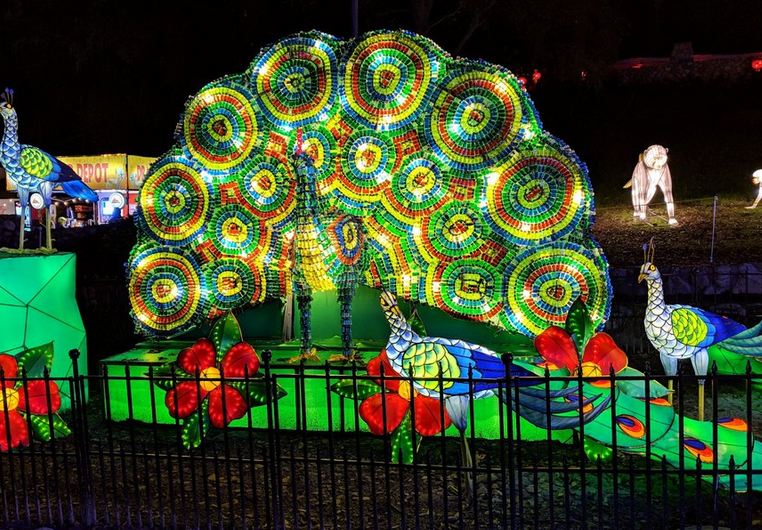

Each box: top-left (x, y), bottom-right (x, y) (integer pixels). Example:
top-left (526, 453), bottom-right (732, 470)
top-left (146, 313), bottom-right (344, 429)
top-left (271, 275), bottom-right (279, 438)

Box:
top-left (0, 113), bottom-right (19, 167)
top-left (384, 305), bottom-right (416, 360)
top-left (646, 275), bottom-right (667, 315)
top-left (294, 155), bottom-right (321, 223)
top-left (292, 153), bottom-right (333, 290)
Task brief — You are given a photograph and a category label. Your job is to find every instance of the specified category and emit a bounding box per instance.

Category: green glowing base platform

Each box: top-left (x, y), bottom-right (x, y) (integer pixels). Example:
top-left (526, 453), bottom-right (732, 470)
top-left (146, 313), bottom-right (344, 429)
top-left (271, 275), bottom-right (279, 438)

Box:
top-left (101, 340), bottom-right (568, 443)
top-left (0, 251), bottom-right (87, 409)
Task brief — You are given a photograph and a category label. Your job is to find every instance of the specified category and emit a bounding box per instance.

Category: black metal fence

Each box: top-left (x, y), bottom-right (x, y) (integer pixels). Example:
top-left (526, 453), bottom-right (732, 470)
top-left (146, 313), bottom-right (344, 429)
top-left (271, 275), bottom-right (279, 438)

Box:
top-left (1, 350), bottom-right (761, 529)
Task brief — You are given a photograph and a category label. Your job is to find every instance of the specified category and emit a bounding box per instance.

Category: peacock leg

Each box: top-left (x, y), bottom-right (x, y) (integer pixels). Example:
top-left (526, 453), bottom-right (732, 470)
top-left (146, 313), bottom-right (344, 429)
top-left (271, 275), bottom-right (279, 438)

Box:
top-left (18, 209), bottom-right (25, 250)
top-left (288, 287), bottom-right (319, 363)
top-left (17, 189), bottom-right (28, 251)
top-left (329, 282), bottom-right (361, 363)
top-left (697, 384), bottom-right (705, 421)
top-left (659, 352), bottom-right (678, 405)
top-left (691, 349), bottom-right (709, 421)
top-left (45, 205), bottom-right (52, 250)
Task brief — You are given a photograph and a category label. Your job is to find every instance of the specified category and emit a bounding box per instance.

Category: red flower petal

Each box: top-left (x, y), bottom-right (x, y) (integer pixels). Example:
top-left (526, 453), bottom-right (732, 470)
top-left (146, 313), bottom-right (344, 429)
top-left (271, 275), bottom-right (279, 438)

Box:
top-left (0, 354), bottom-right (18, 381)
top-left (359, 393), bottom-right (408, 435)
top-left (534, 327), bottom-right (579, 372)
top-left (221, 342), bottom-right (259, 378)
top-left (366, 350), bottom-right (400, 392)
top-left (207, 385), bottom-right (248, 429)
top-left (583, 333), bottom-right (628, 374)
top-left (412, 395), bottom-right (451, 436)
top-left (18, 380), bottom-right (61, 414)
top-left (165, 381), bottom-right (208, 419)
top-left (0, 410), bottom-right (29, 451)
top-left (177, 338), bottom-right (217, 375)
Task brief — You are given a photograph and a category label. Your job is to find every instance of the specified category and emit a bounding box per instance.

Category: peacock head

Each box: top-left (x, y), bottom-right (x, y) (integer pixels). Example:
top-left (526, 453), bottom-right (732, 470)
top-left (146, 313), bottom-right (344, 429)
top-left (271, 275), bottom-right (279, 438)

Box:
top-left (292, 151), bottom-right (315, 172)
top-left (379, 290), bottom-right (399, 313)
top-left (0, 88), bottom-right (15, 119)
top-left (637, 237), bottom-right (660, 283)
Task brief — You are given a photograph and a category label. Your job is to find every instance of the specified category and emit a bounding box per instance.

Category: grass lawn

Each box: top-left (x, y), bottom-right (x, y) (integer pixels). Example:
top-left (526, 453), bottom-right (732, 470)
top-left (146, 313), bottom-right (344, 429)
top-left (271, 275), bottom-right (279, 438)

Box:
top-left (592, 196), bottom-right (762, 267)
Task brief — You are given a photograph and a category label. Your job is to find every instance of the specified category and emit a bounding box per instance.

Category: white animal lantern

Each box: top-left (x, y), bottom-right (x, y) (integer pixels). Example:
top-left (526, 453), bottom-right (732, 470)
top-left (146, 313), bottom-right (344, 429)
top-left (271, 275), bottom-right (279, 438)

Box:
top-left (746, 169), bottom-right (762, 209)
top-left (625, 145), bottom-right (677, 225)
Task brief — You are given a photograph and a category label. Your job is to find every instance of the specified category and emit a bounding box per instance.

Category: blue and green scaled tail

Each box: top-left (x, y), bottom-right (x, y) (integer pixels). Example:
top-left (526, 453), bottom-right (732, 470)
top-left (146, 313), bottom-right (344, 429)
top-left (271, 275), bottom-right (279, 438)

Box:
top-left (708, 320), bottom-right (762, 382)
top-left (516, 358), bottom-right (762, 492)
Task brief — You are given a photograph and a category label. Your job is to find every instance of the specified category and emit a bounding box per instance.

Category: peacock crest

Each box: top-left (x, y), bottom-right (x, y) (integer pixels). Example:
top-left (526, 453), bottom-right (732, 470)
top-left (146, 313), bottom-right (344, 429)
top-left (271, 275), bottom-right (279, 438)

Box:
top-left (128, 29), bottom-right (611, 337)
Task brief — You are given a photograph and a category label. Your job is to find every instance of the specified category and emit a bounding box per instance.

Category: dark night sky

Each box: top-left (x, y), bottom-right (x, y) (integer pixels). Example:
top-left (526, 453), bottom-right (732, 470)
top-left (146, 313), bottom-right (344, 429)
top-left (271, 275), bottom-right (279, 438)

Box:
top-left (2, 0), bottom-right (761, 157)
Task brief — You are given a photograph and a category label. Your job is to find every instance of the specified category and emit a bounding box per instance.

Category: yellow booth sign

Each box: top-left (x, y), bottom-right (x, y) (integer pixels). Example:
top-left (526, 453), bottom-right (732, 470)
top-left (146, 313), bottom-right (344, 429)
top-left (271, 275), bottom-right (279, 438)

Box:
top-left (6, 153), bottom-right (156, 192)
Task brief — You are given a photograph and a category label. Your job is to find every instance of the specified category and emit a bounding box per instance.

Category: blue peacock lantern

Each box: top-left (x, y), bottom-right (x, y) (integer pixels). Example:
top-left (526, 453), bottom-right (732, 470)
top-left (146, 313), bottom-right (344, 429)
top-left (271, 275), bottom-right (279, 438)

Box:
top-left (0, 89), bottom-right (97, 250)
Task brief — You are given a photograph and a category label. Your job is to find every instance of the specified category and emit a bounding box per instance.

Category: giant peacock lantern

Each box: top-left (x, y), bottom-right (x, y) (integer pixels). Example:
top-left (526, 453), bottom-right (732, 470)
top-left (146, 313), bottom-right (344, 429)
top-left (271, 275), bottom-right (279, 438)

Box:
top-left (128, 30), bottom-right (612, 359)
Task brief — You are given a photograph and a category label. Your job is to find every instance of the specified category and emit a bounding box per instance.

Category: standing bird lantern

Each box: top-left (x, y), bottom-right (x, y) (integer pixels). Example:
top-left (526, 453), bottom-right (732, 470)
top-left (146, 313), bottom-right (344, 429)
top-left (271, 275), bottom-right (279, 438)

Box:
top-left (288, 146), bottom-right (367, 362)
top-left (745, 169), bottom-right (762, 209)
top-left (127, 30), bottom-right (612, 362)
top-left (625, 145), bottom-right (677, 225)
top-left (639, 238), bottom-right (762, 420)
top-left (0, 89), bottom-right (97, 250)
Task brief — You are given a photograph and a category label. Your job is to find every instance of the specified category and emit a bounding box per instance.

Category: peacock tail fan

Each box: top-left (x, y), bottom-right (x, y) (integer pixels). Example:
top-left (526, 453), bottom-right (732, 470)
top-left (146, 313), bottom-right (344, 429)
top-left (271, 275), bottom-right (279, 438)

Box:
top-left (127, 29), bottom-right (612, 337)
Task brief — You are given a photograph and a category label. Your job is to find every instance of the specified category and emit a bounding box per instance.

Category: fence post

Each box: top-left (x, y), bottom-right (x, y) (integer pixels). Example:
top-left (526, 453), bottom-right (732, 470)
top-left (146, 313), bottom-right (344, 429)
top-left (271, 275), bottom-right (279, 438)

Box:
top-left (709, 195), bottom-right (718, 263)
top-left (262, 349), bottom-right (280, 529)
top-left (69, 349), bottom-right (95, 528)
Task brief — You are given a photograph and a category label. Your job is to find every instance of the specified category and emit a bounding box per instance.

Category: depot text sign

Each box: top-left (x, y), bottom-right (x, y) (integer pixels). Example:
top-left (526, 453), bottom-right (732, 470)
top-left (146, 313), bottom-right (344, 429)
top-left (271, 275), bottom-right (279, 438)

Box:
top-left (5, 153), bottom-right (156, 192)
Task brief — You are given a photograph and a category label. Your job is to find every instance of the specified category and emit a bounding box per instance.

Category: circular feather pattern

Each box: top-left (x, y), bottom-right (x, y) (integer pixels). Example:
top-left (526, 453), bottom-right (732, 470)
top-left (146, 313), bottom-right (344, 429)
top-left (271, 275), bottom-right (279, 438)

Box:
top-left (252, 35), bottom-right (339, 128)
top-left (183, 82), bottom-right (261, 171)
top-left (503, 242), bottom-right (609, 336)
top-left (427, 259), bottom-right (502, 321)
top-left (203, 258), bottom-right (265, 311)
top-left (342, 32), bottom-right (441, 130)
top-left (479, 146), bottom-right (587, 245)
top-left (138, 158), bottom-right (212, 245)
top-left (418, 202), bottom-right (486, 261)
top-left (615, 415), bottom-right (646, 439)
top-left (238, 155), bottom-right (295, 225)
top-left (381, 154), bottom-right (450, 222)
top-left (209, 204), bottom-right (267, 258)
top-left (328, 216), bottom-right (365, 266)
top-left (335, 131), bottom-right (395, 213)
top-left (128, 245), bottom-right (207, 334)
top-left (683, 438), bottom-right (714, 464)
top-left (424, 68), bottom-right (523, 170)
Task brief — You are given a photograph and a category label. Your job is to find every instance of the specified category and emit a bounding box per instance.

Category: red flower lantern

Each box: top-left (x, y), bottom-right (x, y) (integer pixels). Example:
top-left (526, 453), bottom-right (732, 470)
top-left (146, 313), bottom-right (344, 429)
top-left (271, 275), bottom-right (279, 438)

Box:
top-left (360, 351), bottom-right (451, 436)
top-left (165, 337), bottom-right (260, 429)
top-left (0, 354), bottom-right (65, 451)
top-left (534, 326), bottom-right (628, 387)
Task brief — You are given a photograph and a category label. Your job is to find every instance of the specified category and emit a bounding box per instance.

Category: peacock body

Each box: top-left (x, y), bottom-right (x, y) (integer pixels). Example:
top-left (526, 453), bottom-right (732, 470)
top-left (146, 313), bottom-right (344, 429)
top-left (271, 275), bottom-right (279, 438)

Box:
top-left (379, 290), bottom-right (610, 431)
top-left (128, 30), bottom-right (611, 340)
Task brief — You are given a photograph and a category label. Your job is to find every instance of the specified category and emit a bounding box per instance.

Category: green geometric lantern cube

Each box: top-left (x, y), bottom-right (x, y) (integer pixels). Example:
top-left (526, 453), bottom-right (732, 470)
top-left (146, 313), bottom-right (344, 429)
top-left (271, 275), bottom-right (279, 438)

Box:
top-left (0, 252), bottom-right (87, 408)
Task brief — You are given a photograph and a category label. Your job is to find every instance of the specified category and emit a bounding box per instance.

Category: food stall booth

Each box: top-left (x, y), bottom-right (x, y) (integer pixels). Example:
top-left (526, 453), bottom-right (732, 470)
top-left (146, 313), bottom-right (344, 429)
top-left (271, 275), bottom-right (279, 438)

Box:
top-left (5, 153), bottom-right (156, 226)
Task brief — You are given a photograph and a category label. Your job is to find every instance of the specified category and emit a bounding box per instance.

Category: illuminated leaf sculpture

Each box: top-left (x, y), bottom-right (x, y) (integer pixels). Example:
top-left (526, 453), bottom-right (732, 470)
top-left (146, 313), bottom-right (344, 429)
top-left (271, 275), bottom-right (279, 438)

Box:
top-left (128, 30), bottom-right (611, 357)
